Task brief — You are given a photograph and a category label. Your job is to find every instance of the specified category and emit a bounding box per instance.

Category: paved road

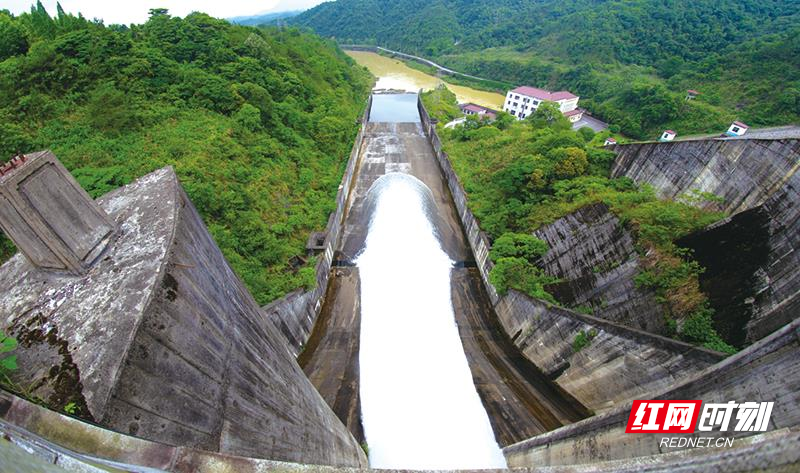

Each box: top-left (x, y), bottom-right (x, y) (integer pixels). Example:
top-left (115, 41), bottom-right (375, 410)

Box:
top-left (298, 97), bottom-right (589, 447)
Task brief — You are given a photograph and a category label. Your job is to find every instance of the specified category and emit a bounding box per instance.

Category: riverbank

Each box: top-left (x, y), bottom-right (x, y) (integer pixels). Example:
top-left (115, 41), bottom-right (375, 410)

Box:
top-left (345, 50), bottom-right (506, 110)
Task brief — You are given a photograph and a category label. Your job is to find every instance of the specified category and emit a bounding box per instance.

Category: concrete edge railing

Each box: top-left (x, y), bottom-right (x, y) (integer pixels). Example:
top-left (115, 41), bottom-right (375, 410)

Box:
top-left (262, 95), bottom-right (373, 357)
top-left (0, 390), bottom-right (362, 473)
top-left (4, 385), bottom-right (798, 472)
top-left (502, 316), bottom-right (800, 467)
top-left (416, 96), bottom-right (724, 412)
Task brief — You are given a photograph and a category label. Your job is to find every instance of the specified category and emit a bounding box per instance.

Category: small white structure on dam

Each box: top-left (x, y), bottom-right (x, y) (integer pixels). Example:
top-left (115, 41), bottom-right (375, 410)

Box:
top-left (727, 120), bottom-right (749, 136)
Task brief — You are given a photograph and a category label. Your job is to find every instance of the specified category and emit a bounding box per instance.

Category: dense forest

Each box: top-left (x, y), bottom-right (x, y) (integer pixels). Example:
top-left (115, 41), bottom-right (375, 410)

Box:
top-left (422, 88), bottom-right (735, 353)
top-left (0, 3), bottom-right (372, 304)
top-left (228, 10), bottom-right (301, 26)
top-left (294, 0), bottom-right (800, 139)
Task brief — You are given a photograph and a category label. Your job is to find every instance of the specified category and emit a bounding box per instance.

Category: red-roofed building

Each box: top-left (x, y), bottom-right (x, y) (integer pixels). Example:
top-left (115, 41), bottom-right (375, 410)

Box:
top-left (604, 137), bottom-right (617, 146)
top-left (726, 121), bottom-right (749, 136)
top-left (660, 130), bottom-right (677, 142)
top-left (686, 89), bottom-right (700, 100)
top-left (459, 103), bottom-right (498, 120)
top-left (563, 108), bottom-right (585, 123)
top-left (503, 85), bottom-right (580, 120)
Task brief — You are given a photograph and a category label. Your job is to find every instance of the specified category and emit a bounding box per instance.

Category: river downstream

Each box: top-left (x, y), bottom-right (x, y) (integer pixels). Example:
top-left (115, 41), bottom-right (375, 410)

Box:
top-left (346, 50), bottom-right (505, 110)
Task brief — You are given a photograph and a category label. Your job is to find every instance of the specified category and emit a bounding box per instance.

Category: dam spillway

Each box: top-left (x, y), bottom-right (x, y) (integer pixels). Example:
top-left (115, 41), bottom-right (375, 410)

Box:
top-left (298, 93), bottom-right (589, 467)
top-left (357, 173), bottom-right (505, 469)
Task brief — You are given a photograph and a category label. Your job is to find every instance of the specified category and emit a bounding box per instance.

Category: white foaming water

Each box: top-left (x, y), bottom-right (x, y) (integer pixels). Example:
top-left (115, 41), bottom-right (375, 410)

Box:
top-left (356, 174), bottom-right (507, 470)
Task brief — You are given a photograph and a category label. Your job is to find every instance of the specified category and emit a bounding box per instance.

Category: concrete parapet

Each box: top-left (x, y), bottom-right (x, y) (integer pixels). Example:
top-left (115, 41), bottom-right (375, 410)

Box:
top-left (503, 317), bottom-right (800, 467)
top-left (0, 165), bottom-right (366, 467)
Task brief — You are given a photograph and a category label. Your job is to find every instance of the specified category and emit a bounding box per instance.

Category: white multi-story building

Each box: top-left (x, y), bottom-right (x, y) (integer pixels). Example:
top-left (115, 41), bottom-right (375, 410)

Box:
top-left (503, 86), bottom-right (580, 120)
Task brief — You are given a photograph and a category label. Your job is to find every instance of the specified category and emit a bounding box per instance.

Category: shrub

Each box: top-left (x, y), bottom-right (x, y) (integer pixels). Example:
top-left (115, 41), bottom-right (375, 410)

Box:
top-left (489, 257), bottom-right (557, 303)
top-left (573, 328), bottom-right (598, 352)
top-left (490, 232), bottom-right (549, 262)
top-left (0, 331), bottom-right (18, 387)
top-left (679, 307), bottom-right (736, 354)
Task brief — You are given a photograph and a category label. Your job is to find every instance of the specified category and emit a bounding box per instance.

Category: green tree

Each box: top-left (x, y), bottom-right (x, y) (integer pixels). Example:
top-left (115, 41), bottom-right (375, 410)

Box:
top-left (490, 232), bottom-right (548, 262)
top-left (551, 147), bottom-right (588, 179)
top-left (0, 13), bottom-right (28, 60)
top-left (86, 83), bottom-right (140, 133)
top-left (489, 257), bottom-right (556, 303)
top-left (528, 101), bottom-right (571, 130)
top-left (234, 103), bottom-right (262, 133)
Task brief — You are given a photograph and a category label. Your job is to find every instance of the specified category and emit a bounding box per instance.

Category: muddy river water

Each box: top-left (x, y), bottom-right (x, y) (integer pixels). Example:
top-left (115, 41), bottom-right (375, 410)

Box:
top-left (346, 50), bottom-right (506, 110)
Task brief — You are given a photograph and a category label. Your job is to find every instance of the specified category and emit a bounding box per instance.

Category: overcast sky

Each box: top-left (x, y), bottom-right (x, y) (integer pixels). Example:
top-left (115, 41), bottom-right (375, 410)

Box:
top-left (4, 0), bottom-right (327, 25)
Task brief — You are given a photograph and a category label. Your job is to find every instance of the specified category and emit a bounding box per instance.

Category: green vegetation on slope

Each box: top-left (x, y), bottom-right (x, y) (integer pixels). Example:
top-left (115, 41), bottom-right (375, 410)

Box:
top-left (419, 84), bottom-right (462, 123)
top-left (0, 3), bottom-right (372, 304)
top-left (294, 0), bottom-right (800, 139)
top-left (424, 90), bottom-right (734, 353)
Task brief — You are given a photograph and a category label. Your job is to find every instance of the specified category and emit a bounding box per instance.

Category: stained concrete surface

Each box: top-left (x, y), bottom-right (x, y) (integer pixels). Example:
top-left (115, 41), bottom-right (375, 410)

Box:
top-left (450, 268), bottom-right (590, 445)
top-left (298, 267), bottom-right (365, 444)
top-left (299, 96), bottom-right (589, 448)
top-left (0, 168), bottom-right (367, 467)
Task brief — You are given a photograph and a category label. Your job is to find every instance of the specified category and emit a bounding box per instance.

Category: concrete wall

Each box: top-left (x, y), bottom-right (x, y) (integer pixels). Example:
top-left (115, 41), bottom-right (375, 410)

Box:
top-left (747, 173), bottom-right (800, 342)
top-left (262, 95), bottom-right (372, 357)
top-left (610, 138), bottom-right (800, 214)
top-left (5, 388), bottom-right (800, 472)
top-left (103, 182), bottom-right (366, 467)
top-left (418, 98), bottom-right (723, 414)
top-left (503, 316), bottom-right (800, 467)
top-left (676, 170), bottom-right (800, 345)
top-left (533, 202), bottom-right (665, 333)
top-left (0, 166), bottom-right (367, 467)
top-left (612, 138), bottom-right (800, 344)
top-left (495, 292), bottom-right (722, 411)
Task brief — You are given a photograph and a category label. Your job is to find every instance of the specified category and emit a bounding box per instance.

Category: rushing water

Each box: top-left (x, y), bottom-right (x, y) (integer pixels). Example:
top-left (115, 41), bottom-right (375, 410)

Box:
top-left (357, 173), bottom-right (507, 470)
top-left (346, 50), bottom-right (505, 110)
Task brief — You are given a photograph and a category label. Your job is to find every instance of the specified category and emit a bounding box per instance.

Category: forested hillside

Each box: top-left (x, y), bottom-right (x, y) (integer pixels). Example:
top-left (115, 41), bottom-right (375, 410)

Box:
top-left (294, 0), bottom-right (800, 138)
top-left (228, 11), bottom-right (301, 26)
top-left (0, 3), bottom-right (372, 304)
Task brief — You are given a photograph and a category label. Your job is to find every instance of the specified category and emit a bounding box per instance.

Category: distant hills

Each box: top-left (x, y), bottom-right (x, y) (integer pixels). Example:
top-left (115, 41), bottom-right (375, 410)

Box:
top-left (228, 10), bottom-right (302, 26)
top-left (291, 0), bottom-right (800, 139)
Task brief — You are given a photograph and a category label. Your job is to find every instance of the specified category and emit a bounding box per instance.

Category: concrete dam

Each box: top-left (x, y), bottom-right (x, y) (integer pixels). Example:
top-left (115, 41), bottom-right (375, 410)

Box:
top-left (295, 93), bottom-right (588, 469)
top-left (0, 93), bottom-right (799, 471)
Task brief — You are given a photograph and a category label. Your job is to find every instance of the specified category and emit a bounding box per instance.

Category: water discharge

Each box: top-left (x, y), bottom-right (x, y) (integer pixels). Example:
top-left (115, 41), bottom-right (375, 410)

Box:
top-left (357, 173), bottom-right (507, 469)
